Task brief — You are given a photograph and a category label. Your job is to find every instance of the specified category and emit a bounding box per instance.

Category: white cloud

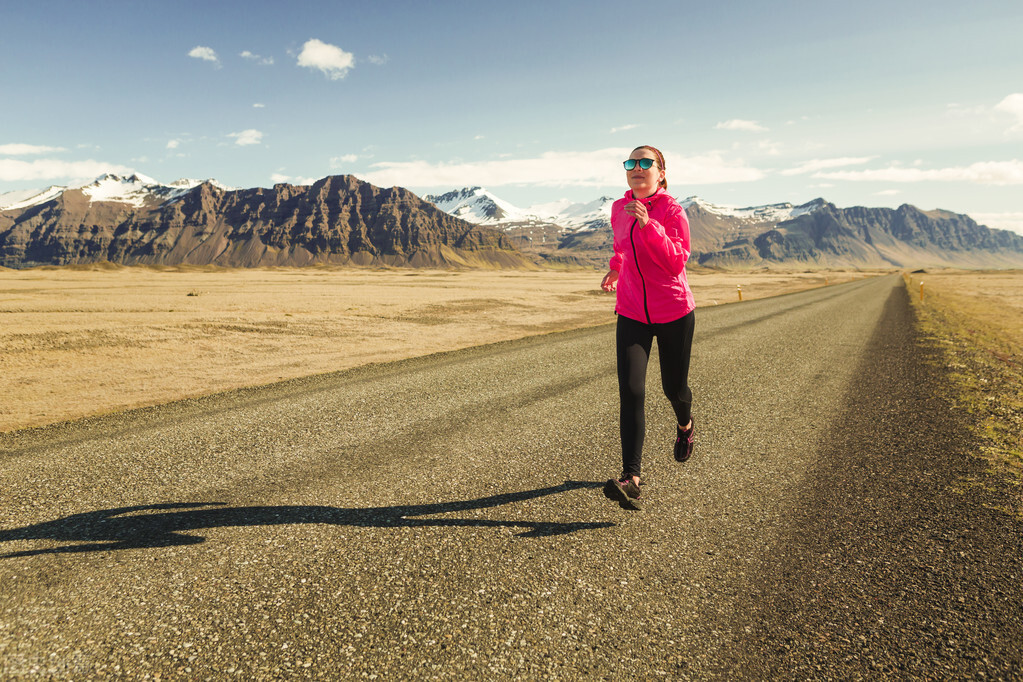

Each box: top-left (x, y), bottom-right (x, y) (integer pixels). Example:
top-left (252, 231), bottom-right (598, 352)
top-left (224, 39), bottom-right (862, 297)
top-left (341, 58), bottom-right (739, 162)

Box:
top-left (228, 129), bottom-right (264, 146)
top-left (240, 50), bottom-right (274, 65)
top-left (0, 158), bottom-right (135, 182)
top-left (782, 157), bottom-right (876, 176)
top-left (188, 46), bottom-right (220, 66)
top-left (367, 54), bottom-right (389, 66)
top-left (970, 211), bottom-right (1023, 236)
top-left (356, 148), bottom-right (764, 190)
top-left (816, 160), bottom-right (1023, 185)
top-left (610, 124), bottom-right (639, 134)
top-left (995, 93), bottom-right (1023, 132)
top-left (329, 154), bottom-right (359, 168)
top-left (166, 140), bottom-right (180, 150)
top-left (0, 143), bottom-right (67, 155)
top-left (297, 39), bottom-right (355, 80)
top-left (753, 139), bottom-right (783, 156)
top-left (253, 103), bottom-right (266, 108)
top-left (271, 173), bottom-right (316, 185)
top-left (715, 119), bottom-right (768, 132)
top-left (875, 189), bottom-right (902, 196)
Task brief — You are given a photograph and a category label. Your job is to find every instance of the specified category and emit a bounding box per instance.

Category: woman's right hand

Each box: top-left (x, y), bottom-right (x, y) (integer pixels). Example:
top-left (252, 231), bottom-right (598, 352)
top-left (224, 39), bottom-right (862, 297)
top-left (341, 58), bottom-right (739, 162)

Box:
top-left (601, 270), bottom-right (619, 292)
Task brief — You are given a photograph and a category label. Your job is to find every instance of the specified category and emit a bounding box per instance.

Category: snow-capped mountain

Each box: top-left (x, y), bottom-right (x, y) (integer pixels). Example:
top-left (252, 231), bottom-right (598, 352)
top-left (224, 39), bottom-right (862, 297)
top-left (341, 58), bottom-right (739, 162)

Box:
top-left (680, 196), bottom-right (824, 224)
top-left (0, 174), bottom-right (231, 211)
top-left (527, 196), bottom-right (616, 231)
top-left (424, 187), bottom-right (614, 232)
top-left (423, 187), bottom-right (528, 225)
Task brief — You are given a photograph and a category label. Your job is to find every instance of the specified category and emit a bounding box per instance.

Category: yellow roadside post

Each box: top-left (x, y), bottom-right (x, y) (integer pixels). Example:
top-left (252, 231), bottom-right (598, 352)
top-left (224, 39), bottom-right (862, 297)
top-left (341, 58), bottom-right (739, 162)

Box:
top-left (737, 284), bottom-right (743, 302)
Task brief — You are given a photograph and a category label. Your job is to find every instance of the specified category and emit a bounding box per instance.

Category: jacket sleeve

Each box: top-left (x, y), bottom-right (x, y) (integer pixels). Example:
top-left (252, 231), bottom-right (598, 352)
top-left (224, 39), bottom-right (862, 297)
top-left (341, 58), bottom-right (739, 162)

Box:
top-left (609, 249), bottom-right (623, 271)
top-left (608, 201), bottom-right (625, 271)
top-left (639, 204), bottom-right (690, 275)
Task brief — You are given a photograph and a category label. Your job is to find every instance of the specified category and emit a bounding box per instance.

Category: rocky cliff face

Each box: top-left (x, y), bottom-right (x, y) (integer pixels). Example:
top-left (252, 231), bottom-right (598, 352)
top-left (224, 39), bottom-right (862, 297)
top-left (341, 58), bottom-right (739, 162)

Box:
top-left (721, 202), bottom-right (1023, 268)
top-left (0, 175), bottom-right (530, 269)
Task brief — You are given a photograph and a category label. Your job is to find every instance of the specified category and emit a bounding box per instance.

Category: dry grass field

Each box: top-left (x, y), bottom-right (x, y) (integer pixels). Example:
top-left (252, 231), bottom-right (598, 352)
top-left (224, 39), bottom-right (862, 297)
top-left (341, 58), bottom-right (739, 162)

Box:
top-left (1, 265), bottom-right (872, 433)
top-left (905, 270), bottom-right (1023, 496)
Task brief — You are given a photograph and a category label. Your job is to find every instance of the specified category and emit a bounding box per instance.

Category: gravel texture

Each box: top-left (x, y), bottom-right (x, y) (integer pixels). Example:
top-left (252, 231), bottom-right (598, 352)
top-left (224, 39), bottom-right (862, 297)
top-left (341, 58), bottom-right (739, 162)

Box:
top-left (1, 274), bottom-right (1019, 680)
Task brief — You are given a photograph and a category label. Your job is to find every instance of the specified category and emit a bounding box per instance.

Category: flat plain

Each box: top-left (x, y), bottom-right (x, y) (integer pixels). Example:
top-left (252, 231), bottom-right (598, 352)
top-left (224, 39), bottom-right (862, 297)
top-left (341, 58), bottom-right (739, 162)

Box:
top-left (0, 266), bottom-right (871, 433)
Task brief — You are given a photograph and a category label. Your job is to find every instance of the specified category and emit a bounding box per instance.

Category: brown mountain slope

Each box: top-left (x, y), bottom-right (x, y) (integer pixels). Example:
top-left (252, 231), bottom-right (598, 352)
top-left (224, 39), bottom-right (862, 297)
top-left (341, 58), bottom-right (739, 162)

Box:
top-left (0, 175), bottom-right (532, 269)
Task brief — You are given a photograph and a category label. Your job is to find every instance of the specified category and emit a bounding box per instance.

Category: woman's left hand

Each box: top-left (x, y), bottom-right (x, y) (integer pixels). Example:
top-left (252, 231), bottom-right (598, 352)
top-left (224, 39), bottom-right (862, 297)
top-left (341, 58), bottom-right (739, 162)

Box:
top-left (624, 200), bottom-right (650, 227)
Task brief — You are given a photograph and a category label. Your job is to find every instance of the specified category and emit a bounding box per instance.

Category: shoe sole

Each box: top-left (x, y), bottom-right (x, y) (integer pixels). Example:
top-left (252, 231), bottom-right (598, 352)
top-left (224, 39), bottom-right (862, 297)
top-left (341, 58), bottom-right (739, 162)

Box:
top-left (603, 479), bottom-right (641, 511)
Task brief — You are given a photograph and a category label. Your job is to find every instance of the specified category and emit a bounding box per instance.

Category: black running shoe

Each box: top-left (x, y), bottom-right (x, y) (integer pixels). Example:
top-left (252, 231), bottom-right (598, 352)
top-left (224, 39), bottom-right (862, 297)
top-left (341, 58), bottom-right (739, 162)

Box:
top-left (674, 419), bottom-right (695, 462)
top-left (603, 477), bottom-right (642, 510)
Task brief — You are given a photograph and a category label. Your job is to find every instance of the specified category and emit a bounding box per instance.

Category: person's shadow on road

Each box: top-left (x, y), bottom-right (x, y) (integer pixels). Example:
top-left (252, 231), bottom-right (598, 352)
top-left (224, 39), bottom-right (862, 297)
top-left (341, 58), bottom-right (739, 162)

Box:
top-left (0, 480), bottom-right (611, 558)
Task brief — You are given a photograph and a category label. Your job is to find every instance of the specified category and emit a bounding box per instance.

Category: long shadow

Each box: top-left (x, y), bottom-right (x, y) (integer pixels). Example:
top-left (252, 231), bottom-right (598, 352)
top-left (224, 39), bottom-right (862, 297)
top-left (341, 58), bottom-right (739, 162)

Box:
top-left (0, 480), bottom-right (611, 558)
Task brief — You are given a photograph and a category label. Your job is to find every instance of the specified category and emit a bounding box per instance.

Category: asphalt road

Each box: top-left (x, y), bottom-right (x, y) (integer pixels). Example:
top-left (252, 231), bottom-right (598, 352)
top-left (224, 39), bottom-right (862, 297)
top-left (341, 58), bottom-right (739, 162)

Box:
top-left (2, 274), bottom-right (1020, 680)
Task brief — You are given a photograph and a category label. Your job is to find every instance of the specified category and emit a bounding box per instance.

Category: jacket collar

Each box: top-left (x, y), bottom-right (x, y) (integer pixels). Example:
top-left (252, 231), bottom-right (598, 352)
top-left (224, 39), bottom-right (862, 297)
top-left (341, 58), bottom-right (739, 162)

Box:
top-left (625, 187), bottom-right (668, 203)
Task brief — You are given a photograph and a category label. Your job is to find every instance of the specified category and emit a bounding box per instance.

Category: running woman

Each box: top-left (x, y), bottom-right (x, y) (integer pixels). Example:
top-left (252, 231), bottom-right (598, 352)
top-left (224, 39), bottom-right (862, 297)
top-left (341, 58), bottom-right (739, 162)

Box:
top-left (600, 145), bottom-right (696, 510)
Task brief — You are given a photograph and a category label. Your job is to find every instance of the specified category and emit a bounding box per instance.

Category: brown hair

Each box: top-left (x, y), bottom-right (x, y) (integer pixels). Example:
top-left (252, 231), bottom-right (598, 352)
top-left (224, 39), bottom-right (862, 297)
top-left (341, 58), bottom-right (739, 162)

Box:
top-left (632, 145), bottom-right (668, 190)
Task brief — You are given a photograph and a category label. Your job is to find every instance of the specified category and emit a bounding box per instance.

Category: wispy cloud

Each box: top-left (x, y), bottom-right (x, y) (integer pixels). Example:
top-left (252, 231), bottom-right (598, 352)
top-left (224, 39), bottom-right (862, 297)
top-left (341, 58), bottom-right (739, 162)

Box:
top-left (781, 157), bottom-right (876, 176)
top-left (253, 103), bottom-right (266, 109)
top-left (610, 124), bottom-right (639, 134)
top-left (240, 50), bottom-right (274, 65)
top-left (188, 46), bottom-right (220, 67)
top-left (995, 93), bottom-right (1023, 132)
top-left (0, 158), bottom-right (134, 182)
top-left (296, 39), bottom-right (355, 80)
top-left (816, 160), bottom-right (1023, 185)
top-left (166, 140), bottom-right (180, 150)
top-left (0, 143), bottom-right (67, 155)
top-left (228, 129), bottom-right (264, 146)
top-left (357, 148), bottom-right (764, 190)
top-left (875, 189), bottom-right (902, 196)
top-left (715, 119), bottom-right (768, 133)
top-left (367, 54), bottom-right (389, 66)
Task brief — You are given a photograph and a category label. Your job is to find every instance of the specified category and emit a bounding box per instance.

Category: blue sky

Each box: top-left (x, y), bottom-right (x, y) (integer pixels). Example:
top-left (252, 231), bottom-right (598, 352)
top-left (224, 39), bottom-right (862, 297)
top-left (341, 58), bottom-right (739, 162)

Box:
top-left (2, 0), bottom-right (1022, 233)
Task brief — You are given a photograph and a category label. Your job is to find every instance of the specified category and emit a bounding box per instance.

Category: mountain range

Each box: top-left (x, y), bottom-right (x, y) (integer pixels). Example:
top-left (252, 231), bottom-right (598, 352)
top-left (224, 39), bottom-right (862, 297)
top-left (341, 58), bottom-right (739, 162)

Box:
top-left (425, 187), bottom-right (1023, 269)
top-left (0, 174), bottom-right (528, 269)
top-left (3, 175), bottom-right (1022, 270)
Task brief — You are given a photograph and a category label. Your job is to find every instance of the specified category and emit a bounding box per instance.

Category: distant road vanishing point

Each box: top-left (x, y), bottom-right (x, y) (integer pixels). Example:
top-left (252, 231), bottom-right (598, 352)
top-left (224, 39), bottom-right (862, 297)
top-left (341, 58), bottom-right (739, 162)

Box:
top-left (2, 274), bottom-right (1020, 679)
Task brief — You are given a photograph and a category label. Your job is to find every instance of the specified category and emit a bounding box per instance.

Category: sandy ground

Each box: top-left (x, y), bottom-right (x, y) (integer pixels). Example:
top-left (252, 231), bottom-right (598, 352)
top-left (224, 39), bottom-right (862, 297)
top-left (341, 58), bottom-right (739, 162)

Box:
top-left (0, 266), bottom-right (875, 433)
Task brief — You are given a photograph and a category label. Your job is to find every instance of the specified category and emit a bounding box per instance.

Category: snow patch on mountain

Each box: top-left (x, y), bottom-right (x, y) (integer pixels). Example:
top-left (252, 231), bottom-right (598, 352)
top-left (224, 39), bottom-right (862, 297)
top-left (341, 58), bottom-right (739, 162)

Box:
top-left (0, 186), bottom-right (66, 211)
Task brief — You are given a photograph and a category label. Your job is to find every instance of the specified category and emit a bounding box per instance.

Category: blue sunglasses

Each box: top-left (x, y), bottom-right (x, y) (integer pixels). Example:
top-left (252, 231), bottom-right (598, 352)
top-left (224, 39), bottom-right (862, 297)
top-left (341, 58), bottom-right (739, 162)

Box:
top-left (623, 158), bottom-right (655, 171)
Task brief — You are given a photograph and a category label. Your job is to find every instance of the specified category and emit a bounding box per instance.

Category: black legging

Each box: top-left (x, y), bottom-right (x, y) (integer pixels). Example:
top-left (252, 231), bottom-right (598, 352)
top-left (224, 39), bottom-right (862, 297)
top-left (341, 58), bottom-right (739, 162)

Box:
top-left (616, 311), bottom-right (695, 479)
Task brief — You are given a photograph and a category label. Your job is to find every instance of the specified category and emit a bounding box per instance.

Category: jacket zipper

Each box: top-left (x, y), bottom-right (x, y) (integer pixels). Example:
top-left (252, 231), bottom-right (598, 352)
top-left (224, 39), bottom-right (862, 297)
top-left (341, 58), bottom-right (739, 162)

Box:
top-left (628, 217), bottom-right (652, 324)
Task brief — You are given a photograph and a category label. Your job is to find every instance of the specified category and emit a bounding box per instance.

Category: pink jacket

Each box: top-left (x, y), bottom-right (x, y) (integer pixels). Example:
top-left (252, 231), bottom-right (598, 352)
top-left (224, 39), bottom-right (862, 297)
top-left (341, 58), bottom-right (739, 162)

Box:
top-left (608, 188), bottom-right (694, 324)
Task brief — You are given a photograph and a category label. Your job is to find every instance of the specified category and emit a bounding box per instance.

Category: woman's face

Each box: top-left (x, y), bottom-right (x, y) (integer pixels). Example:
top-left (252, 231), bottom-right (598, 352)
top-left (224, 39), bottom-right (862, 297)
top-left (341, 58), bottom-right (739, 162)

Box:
top-left (626, 148), bottom-right (664, 198)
